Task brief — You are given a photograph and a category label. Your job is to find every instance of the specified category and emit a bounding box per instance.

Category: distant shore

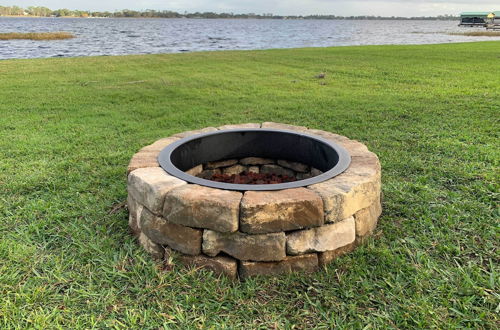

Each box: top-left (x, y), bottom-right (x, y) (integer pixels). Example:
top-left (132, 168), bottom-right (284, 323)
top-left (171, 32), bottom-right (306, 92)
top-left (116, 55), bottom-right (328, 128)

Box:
top-left (1, 15), bottom-right (459, 20)
top-left (0, 6), bottom-right (459, 21)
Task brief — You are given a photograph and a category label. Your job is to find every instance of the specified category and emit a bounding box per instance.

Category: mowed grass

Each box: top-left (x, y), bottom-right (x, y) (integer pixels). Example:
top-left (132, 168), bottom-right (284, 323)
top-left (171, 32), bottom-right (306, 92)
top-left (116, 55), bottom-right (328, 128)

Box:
top-left (0, 42), bottom-right (498, 328)
top-left (0, 32), bottom-right (74, 40)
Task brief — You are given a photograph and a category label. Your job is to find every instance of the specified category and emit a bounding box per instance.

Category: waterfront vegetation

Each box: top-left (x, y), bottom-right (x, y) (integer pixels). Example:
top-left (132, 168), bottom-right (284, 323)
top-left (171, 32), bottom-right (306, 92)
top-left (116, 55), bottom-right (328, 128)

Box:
top-left (0, 42), bottom-right (498, 328)
top-left (450, 31), bottom-right (500, 36)
top-left (0, 32), bottom-right (74, 40)
top-left (0, 5), bottom-right (458, 20)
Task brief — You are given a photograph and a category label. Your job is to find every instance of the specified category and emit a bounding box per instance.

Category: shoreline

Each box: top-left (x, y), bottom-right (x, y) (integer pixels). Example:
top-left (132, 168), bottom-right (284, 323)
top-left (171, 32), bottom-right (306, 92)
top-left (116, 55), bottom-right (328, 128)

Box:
top-left (1, 40), bottom-right (500, 61)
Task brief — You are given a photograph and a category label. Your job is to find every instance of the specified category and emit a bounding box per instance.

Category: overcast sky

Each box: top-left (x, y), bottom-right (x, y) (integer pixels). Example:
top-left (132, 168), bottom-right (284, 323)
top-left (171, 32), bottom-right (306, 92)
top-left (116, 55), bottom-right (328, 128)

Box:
top-left (5, 1), bottom-right (500, 16)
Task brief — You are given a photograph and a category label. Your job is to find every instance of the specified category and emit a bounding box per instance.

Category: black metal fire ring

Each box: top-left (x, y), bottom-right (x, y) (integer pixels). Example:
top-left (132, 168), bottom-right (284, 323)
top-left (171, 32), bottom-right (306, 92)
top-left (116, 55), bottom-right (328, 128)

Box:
top-left (158, 128), bottom-right (351, 191)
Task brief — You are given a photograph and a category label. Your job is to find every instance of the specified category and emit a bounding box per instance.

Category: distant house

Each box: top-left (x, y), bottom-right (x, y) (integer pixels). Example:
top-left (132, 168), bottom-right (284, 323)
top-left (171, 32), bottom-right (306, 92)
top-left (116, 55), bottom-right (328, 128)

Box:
top-left (459, 12), bottom-right (489, 26)
top-left (486, 11), bottom-right (500, 29)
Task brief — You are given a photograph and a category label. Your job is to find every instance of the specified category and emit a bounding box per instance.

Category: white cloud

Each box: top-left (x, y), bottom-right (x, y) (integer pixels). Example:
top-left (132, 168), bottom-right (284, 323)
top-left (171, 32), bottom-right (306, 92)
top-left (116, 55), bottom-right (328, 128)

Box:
top-left (7, 0), bottom-right (500, 16)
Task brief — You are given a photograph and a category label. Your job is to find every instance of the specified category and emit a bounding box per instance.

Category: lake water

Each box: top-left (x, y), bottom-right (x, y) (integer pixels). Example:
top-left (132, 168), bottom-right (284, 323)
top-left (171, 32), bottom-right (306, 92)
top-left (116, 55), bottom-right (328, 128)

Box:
top-left (1, 17), bottom-right (498, 59)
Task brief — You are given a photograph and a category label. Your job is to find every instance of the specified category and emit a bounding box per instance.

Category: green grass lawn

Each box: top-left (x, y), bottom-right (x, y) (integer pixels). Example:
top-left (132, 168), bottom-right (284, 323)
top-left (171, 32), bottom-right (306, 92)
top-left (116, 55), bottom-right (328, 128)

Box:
top-left (0, 42), bottom-right (498, 328)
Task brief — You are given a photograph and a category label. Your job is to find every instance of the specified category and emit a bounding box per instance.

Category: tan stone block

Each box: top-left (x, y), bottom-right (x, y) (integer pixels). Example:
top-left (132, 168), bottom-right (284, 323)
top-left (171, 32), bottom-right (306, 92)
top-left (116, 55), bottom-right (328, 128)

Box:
top-left (354, 199), bottom-right (382, 238)
top-left (318, 242), bottom-right (356, 267)
top-left (223, 164), bottom-right (247, 175)
top-left (206, 159), bottom-right (238, 169)
top-left (338, 139), bottom-right (371, 157)
top-left (260, 164), bottom-right (294, 178)
top-left (185, 164), bottom-right (203, 176)
top-left (127, 195), bottom-right (143, 237)
top-left (240, 188), bottom-right (324, 234)
top-left (277, 160), bottom-right (309, 173)
top-left (178, 254), bottom-right (238, 279)
top-left (140, 137), bottom-right (180, 152)
top-left (308, 172), bottom-right (381, 223)
top-left (140, 207), bottom-right (202, 255)
top-left (307, 129), bottom-right (349, 143)
top-left (296, 172), bottom-right (312, 180)
top-left (128, 167), bottom-right (186, 215)
top-left (197, 168), bottom-right (221, 179)
top-left (307, 129), bottom-right (371, 157)
top-left (127, 150), bottom-right (159, 174)
top-left (173, 127), bottom-right (218, 138)
top-left (202, 230), bottom-right (286, 261)
top-left (262, 122), bottom-right (308, 132)
top-left (311, 168), bottom-right (323, 176)
top-left (163, 185), bottom-right (242, 232)
top-left (239, 254), bottom-right (318, 279)
top-left (239, 157), bottom-right (275, 165)
top-left (344, 153), bottom-right (381, 177)
top-left (286, 217), bottom-right (355, 255)
top-left (248, 166), bottom-right (259, 174)
top-left (138, 232), bottom-right (164, 260)
top-left (218, 123), bottom-right (261, 130)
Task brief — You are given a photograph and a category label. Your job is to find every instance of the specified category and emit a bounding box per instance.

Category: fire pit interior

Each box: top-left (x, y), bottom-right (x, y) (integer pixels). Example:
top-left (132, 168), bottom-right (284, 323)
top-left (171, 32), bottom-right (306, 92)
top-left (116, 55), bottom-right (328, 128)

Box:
top-left (127, 123), bottom-right (382, 280)
top-left (158, 129), bottom-right (351, 191)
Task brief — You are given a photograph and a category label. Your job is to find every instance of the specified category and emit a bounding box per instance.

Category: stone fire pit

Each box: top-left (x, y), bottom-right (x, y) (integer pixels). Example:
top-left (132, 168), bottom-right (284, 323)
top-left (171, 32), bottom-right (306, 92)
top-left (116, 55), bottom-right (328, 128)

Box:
top-left (127, 122), bottom-right (382, 280)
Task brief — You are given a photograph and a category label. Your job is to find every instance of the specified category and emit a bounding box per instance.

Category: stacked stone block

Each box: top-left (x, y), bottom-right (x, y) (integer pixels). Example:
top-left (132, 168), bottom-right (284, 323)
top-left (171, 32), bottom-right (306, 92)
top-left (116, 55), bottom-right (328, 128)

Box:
top-left (127, 123), bottom-right (382, 280)
top-left (192, 157), bottom-right (322, 181)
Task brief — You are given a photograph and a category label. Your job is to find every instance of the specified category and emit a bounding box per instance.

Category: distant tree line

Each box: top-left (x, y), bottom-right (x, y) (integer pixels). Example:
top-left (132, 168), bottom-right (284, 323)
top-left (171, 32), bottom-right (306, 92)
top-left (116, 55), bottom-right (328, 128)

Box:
top-left (0, 6), bottom-right (459, 20)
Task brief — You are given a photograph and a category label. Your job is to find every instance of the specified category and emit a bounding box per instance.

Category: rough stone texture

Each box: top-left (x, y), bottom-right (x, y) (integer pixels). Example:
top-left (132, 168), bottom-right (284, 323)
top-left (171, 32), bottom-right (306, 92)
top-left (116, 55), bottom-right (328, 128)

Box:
top-left (127, 195), bottom-right (143, 237)
top-left (345, 153), bottom-right (381, 177)
top-left (286, 217), bottom-right (355, 255)
top-left (307, 129), bottom-right (348, 143)
top-left (240, 188), bottom-right (324, 234)
top-left (202, 230), bottom-right (286, 261)
top-left (178, 254), bottom-right (238, 279)
top-left (140, 207), bottom-right (202, 255)
top-left (163, 185), bottom-right (242, 232)
top-left (308, 172), bottom-right (381, 223)
top-left (308, 129), bottom-right (371, 157)
top-left (186, 165), bottom-right (203, 176)
top-left (296, 172), bottom-right (312, 180)
top-left (318, 242), bottom-right (356, 267)
top-left (260, 164), bottom-right (295, 178)
top-left (337, 139), bottom-right (371, 157)
top-left (197, 169), bottom-right (221, 179)
top-left (248, 166), bottom-right (259, 173)
top-left (138, 232), bottom-right (164, 260)
top-left (277, 160), bottom-right (309, 173)
top-left (140, 137), bottom-right (180, 152)
top-left (354, 199), bottom-right (382, 238)
top-left (218, 123), bottom-right (261, 130)
top-left (127, 151), bottom-right (159, 174)
top-left (311, 168), bottom-right (323, 176)
top-left (296, 168), bottom-right (323, 180)
top-left (262, 122), bottom-right (308, 132)
top-left (173, 127), bottom-right (218, 138)
top-left (206, 159), bottom-right (238, 169)
top-left (239, 254), bottom-right (319, 279)
top-left (239, 157), bottom-right (275, 165)
top-left (128, 167), bottom-right (186, 215)
top-left (223, 164), bottom-right (247, 175)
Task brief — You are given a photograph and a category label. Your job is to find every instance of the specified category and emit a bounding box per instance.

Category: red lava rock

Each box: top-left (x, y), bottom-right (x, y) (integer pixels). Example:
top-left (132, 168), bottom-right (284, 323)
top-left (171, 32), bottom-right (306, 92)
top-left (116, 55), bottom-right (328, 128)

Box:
top-left (210, 171), bottom-right (297, 184)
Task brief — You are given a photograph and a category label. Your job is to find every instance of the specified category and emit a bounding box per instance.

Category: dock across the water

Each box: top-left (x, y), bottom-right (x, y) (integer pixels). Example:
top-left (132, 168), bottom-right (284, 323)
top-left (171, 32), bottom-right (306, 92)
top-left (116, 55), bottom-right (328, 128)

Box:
top-left (459, 11), bottom-right (500, 29)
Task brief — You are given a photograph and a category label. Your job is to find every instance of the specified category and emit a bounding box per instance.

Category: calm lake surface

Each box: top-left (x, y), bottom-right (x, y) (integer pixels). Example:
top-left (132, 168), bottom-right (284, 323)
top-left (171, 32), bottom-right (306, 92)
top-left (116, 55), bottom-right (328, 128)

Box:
top-left (1, 17), bottom-right (498, 59)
